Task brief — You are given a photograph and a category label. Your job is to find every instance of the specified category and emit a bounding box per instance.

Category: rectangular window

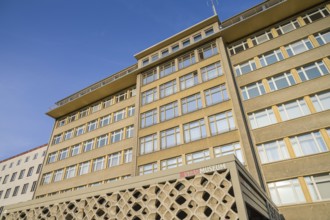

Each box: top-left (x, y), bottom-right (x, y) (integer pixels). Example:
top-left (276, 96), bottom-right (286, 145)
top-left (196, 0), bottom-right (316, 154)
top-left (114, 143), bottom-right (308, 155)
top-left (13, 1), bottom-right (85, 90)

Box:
top-left (142, 88), bottom-right (157, 105)
top-left (303, 7), bottom-right (330, 24)
top-left (10, 172), bottom-right (17, 182)
top-left (139, 163), bottom-right (158, 175)
top-left (4, 189), bottom-right (11, 199)
top-left (249, 108), bottom-right (277, 129)
top-left (160, 101), bottom-right (178, 122)
top-left (103, 98), bottom-right (114, 108)
top-left (257, 140), bottom-right (290, 163)
top-left (161, 156), bottom-right (183, 170)
top-left (33, 153), bottom-right (38, 160)
top-left (93, 157), bottom-right (105, 171)
top-left (278, 99), bottom-right (310, 121)
top-left (259, 49), bottom-right (284, 67)
top-left (180, 71), bottom-right (198, 90)
top-left (18, 169), bottom-right (25, 179)
top-left (111, 129), bottom-right (124, 143)
top-left (235, 60), bottom-right (257, 76)
top-left (229, 40), bottom-right (248, 55)
top-left (161, 127), bottom-right (181, 149)
top-left (178, 52), bottom-right (196, 69)
top-left (17, 159), bottom-right (21, 166)
top-left (68, 114), bottom-right (77, 123)
top-left (126, 125), bottom-right (134, 138)
top-left (142, 58), bottom-right (149, 66)
top-left (83, 139), bottom-right (94, 152)
top-left (59, 148), bottom-right (69, 160)
top-left (214, 142), bottom-right (244, 163)
top-left (314, 30), bottom-right (330, 46)
top-left (290, 131), bottom-right (328, 157)
top-left (268, 179), bottom-right (305, 205)
top-left (113, 109), bottom-right (125, 122)
top-left (162, 49), bottom-right (169, 57)
top-left (99, 115), bottom-right (111, 127)
top-left (25, 156), bottom-right (29, 163)
top-left (276, 19), bottom-right (300, 35)
top-left (63, 130), bottom-right (73, 140)
top-left (209, 111), bottom-right (235, 135)
top-left (181, 93), bottom-right (202, 114)
top-left (124, 149), bottom-right (132, 163)
top-left (151, 53), bottom-right (159, 62)
top-left (268, 72), bottom-right (296, 91)
top-left (160, 79), bottom-right (177, 98)
top-left (201, 61), bottom-right (223, 82)
top-left (142, 68), bottom-right (158, 85)
top-left (140, 134), bottom-right (158, 155)
top-left (13, 186), bottom-right (20, 197)
top-left (182, 38), bottom-right (190, 47)
top-left (79, 109), bottom-right (89, 118)
top-left (42, 173), bottom-right (52, 185)
top-left (198, 42), bottom-right (218, 60)
top-left (3, 175), bottom-right (9, 184)
top-left (27, 166), bottom-right (34, 177)
top-left (193, 33), bottom-right (202, 42)
top-left (21, 183), bottom-right (29, 194)
top-left (128, 105), bottom-right (135, 117)
top-left (91, 103), bottom-right (101, 113)
top-left (71, 144), bottom-right (81, 156)
top-left (205, 84), bottom-right (229, 105)
top-left (57, 119), bottom-right (66, 127)
top-left (186, 149), bottom-right (210, 164)
top-left (299, 61), bottom-right (330, 83)
top-left (241, 81), bottom-right (265, 100)
top-left (36, 164), bottom-right (42, 174)
top-left (47, 152), bottom-right (57, 164)
top-left (141, 109), bottom-right (157, 128)
top-left (184, 119), bottom-right (207, 143)
top-left (87, 120), bottom-right (97, 132)
top-left (78, 161), bottom-right (90, 175)
top-left (53, 169), bottom-right (63, 182)
top-left (52, 134), bottom-right (62, 145)
top-left (285, 38), bottom-right (313, 57)
top-left (252, 31), bottom-right (273, 46)
top-left (205, 28), bottom-right (214, 36)
top-left (160, 61), bottom-right (176, 78)
top-left (96, 134), bottom-right (108, 148)
top-left (311, 91), bottom-right (330, 112)
top-left (116, 91), bottom-right (127, 103)
top-left (172, 44), bottom-right (179, 52)
top-left (305, 173), bottom-right (330, 201)
top-left (108, 152), bottom-right (121, 167)
top-left (65, 165), bottom-right (76, 179)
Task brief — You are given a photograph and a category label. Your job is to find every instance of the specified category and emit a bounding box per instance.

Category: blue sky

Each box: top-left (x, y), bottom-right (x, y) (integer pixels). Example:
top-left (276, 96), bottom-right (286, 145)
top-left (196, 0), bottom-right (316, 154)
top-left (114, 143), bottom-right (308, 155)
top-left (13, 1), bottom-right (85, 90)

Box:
top-left (0, 0), bottom-right (263, 161)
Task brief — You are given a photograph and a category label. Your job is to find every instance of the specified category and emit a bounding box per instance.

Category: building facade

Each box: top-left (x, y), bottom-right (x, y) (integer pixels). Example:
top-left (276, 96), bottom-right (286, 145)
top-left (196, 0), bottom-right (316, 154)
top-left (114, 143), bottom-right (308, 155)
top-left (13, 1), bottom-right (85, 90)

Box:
top-left (2, 0), bottom-right (330, 219)
top-left (0, 144), bottom-right (47, 215)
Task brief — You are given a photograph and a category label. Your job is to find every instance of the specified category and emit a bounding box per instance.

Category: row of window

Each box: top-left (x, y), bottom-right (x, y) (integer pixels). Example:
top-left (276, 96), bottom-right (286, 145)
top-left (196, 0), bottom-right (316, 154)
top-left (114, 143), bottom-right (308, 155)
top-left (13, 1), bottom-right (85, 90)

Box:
top-left (140, 111), bottom-right (236, 155)
top-left (258, 128), bottom-right (330, 164)
top-left (42, 149), bottom-right (132, 185)
top-left (229, 6), bottom-right (329, 55)
top-left (142, 42), bottom-right (219, 86)
top-left (1, 150), bottom-right (45, 172)
top-left (139, 142), bottom-right (243, 175)
top-left (248, 90), bottom-right (330, 129)
top-left (0, 164), bottom-right (42, 185)
top-left (141, 26), bottom-right (215, 67)
top-left (268, 172), bottom-right (330, 206)
top-left (241, 59), bottom-right (330, 100)
top-left (56, 87), bottom-right (136, 128)
top-left (48, 125), bottom-right (134, 164)
top-left (235, 29), bottom-right (330, 76)
top-left (0, 181), bottom-right (38, 200)
top-left (52, 105), bottom-right (135, 145)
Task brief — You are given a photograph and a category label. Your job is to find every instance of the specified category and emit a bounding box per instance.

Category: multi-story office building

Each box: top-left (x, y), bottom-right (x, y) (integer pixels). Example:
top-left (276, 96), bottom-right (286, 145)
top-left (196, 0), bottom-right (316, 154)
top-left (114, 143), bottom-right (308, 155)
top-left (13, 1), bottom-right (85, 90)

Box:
top-left (0, 144), bottom-right (47, 215)
top-left (1, 0), bottom-right (329, 219)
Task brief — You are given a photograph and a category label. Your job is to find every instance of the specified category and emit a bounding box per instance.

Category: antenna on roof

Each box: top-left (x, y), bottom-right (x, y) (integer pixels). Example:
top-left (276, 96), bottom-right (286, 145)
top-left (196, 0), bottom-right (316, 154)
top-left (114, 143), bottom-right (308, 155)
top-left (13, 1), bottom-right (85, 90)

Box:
top-left (207, 0), bottom-right (218, 16)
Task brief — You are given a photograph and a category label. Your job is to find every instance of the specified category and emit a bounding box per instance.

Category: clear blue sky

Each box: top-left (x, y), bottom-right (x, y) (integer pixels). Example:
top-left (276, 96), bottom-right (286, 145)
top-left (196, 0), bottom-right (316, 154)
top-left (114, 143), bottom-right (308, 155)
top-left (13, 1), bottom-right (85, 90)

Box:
top-left (0, 0), bottom-right (263, 161)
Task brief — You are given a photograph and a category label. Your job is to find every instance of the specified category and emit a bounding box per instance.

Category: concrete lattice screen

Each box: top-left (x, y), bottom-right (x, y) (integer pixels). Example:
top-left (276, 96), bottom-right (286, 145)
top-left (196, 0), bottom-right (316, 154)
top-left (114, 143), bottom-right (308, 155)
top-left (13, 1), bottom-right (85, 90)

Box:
top-left (3, 169), bottom-right (238, 220)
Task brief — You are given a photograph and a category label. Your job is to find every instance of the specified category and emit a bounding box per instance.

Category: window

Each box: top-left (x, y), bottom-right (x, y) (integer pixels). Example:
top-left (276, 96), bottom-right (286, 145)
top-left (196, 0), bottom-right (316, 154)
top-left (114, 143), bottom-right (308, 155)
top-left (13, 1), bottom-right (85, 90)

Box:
top-left (71, 144), bottom-right (80, 156)
top-left (99, 115), bottom-right (111, 127)
top-left (59, 148), bottom-right (69, 160)
top-left (151, 53), bottom-right (159, 62)
top-left (108, 152), bottom-right (121, 167)
top-left (257, 140), bottom-right (290, 163)
top-left (74, 125), bottom-right (84, 137)
top-left (229, 40), bottom-right (248, 55)
top-left (182, 38), bottom-right (190, 47)
top-left (93, 157), bottom-right (105, 171)
top-left (128, 105), bottom-right (135, 117)
top-left (181, 93), bottom-right (202, 114)
top-left (4, 188), bottom-right (11, 199)
top-left (259, 49), bottom-right (284, 67)
top-left (205, 28), bottom-right (214, 36)
top-left (249, 108), bottom-right (277, 129)
top-left (297, 61), bottom-right (329, 81)
top-left (10, 172), bottom-right (17, 182)
top-left (160, 61), bottom-right (176, 78)
top-left (141, 109), bottom-right (157, 128)
top-left (33, 153), bottom-right (38, 160)
top-left (47, 152), bottom-right (57, 164)
top-left (241, 81), bottom-right (265, 100)
top-left (161, 127), bottom-right (181, 149)
top-left (91, 103), bottom-right (101, 113)
top-left (17, 159), bottom-right (21, 166)
top-left (268, 72), bottom-right (296, 91)
top-left (285, 38), bottom-right (313, 57)
top-left (83, 139), bottom-right (94, 152)
top-left (103, 98), bottom-right (114, 108)
top-left (160, 101), bottom-right (178, 122)
top-left (290, 131), bottom-right (328, 157)
top-left (235, 60), bottom-right (257, 76)
top-left (96, 134), bottom-right (108, 148)
top-left (65, 165), bottom-right (76, 179)
top-left (314, 30), bottom-right (330, 46)
top-left (2, 175), bottom-right (9, 184)
top-left (31, 181), bottom-right (37, 192)
top-left (18, 169), bottom-right (25, 179)
top-left (140, 134), bottom-right (158, 155)
top-left (180, 71), bottom-right (198, 90)
top-left (42, 173), bottom-right (52, 185)
top-left (111, 129), bottom-right (124, 143)
top-left (268, 179), bottom-right (305, 205)
top-left (52, 134), bottom-right (62, 145)
top-left (0, 190), bottom-right (2, 199)
top-left (78, 161), bottom-right (90, 175)
top-left (126, 125), bottom-right (134, 138)
top-left (139, 163), bottom-right (158, 175)
top-left (116, 91), bottom-right (127, 103)
top-left (113, 109), bottom-right (125, 122)
top-left (57, 119), bottom-right (66, 127)
top-left (214, 143), bottom-right (244, 163)
top-left (142, 88), bottom-right (157, 105)
top-left (198, 42), bottom-right (218, 60)
top-left (193, 33), bottom-right (202, 42)
top-left (205, 84), bottom-right (229, 105)
top-left (311, 91), bottom-right (330, 112)
top-left (87, 120), bottom-right (97, 132)
top-left (161, 156), bottom-right (183, 170)
top-left (171, 44), bottom-right (179, 52)
top-left (278, 99), bottom-right (310, 121)
top-left (21, 183), bottom-right (29, 194)
top-left (178, 52), bottom-right (195, 69)
top-left (305, 173), bottom-right (330, 201)
top-left (79, 109), bottom-right (89, 118)
top-left (276, 19), bottom-right (300, 35)
top-left (160, 79), bottom-right (177, 98)
top-left (252, 31), bottom-right (273, 46)
top-left (162, 49), bottom-right (169, 57)
top-left (184, 119), bottom-right (207, 143)
top-left (209, 111), bottom-right (235, 135)
top-left (53, 169), bottom-right (64, 182)
top-left (201, 61), bottom-right (223, 82)
top-left (36, 164), bottom-right (42, 174)
top-left (142, 58), bottom-right (149, 66)
top-left (25, 156), bottom-right (29, 163)
top-left (124, 149), bottom-right (132, 163)
top-left (303, 7), bottom-right (330, 24)
top-left (27, 166), bottom-right (34, 177)
top-left (186, 149), bottom-right (210, 164)
top-left (1, 165), bottom-right (6, 171)
top-left (13, 186), bottom-right (20, 197)
top-left (142, 68), bottom-right (158, 85)
top-left (68, 114), bottom-right (77, 123)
